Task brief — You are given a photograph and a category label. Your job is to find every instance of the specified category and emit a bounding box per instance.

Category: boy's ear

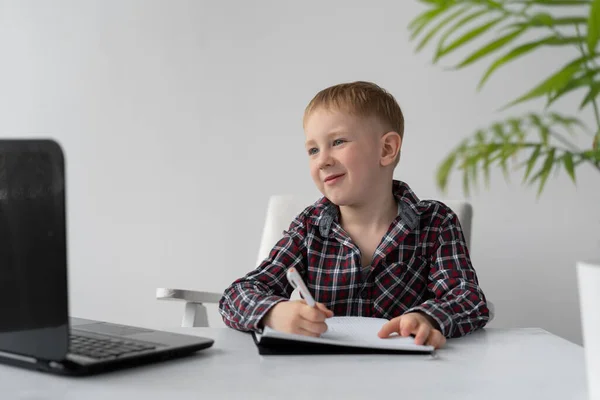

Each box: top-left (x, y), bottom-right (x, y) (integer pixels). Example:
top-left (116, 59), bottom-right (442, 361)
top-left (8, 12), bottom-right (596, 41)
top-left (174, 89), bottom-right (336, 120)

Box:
top-left (380, 131), bottom-right (402, 167)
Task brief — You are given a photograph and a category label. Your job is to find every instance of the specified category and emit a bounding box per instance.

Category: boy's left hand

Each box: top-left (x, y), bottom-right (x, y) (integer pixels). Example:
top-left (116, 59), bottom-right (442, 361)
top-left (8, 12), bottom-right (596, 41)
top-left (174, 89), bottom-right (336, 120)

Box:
top-left (377, 312), bottom-right (446, 349)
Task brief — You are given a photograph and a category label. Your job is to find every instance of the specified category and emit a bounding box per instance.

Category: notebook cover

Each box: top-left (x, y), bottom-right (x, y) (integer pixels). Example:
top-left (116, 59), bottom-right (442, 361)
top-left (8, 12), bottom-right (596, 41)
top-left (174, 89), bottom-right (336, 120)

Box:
top-left (251, 332), bottom-right (433, 355)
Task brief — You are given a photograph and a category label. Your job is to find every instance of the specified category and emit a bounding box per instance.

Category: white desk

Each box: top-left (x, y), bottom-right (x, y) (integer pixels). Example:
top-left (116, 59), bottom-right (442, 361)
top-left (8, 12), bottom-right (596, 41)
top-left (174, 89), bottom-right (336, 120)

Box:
top-left (0, 327), bottom-right (588, 399)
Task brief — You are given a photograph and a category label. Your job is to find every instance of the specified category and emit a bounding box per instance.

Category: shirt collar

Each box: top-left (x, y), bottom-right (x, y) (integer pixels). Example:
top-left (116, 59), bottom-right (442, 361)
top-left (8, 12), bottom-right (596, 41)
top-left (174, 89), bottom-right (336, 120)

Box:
top-left (317, 180), bottom-right (421, 237)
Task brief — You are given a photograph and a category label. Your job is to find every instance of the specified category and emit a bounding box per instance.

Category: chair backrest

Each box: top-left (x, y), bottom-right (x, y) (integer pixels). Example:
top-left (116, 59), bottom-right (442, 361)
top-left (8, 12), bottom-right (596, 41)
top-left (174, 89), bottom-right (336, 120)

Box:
top-left (256, 195), bottom-right (314, 266)
top-left (256, 196), bottom-right (473, 266)
top-left (444, 201), bottom-right (473, 249)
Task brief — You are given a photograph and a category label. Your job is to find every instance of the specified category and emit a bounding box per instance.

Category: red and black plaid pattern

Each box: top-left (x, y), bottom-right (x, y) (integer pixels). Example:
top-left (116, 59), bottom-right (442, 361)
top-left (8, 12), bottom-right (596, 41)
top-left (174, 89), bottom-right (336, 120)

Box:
top-left (219, 180), bottom-right (489, 338)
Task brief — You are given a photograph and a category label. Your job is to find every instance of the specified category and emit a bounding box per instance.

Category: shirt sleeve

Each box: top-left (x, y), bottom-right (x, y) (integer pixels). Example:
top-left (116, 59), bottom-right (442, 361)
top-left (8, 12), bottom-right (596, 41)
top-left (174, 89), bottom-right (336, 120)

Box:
top-left (218, 217), bottom-right (307, 332)
top-left (406, 209), bottom-right (490, 338)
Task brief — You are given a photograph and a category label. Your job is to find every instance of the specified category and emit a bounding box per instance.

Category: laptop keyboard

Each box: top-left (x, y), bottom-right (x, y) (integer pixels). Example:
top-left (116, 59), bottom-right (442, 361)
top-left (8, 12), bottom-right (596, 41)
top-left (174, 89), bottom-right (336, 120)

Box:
top-left (69, 333), bottom-right (156, 360)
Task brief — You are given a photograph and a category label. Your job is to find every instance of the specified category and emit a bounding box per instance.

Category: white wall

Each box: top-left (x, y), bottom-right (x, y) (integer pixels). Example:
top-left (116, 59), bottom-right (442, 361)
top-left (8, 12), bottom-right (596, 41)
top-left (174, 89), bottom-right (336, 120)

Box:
top-left (1, 0), bottom-right (598, 344)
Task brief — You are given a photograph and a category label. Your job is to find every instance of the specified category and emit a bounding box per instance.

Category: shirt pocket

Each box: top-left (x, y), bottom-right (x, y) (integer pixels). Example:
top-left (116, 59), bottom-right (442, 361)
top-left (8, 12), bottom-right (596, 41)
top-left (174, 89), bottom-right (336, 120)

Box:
top-left (372, 255), bottom-right (429, 319)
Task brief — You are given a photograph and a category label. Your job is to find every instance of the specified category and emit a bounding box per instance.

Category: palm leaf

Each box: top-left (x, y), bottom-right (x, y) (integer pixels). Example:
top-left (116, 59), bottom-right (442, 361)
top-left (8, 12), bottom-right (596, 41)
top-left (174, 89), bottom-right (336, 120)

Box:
top-left (533, 15), bottom-right (588, 26)
top-left (523, 145), bottom-right (542, 183)
top-left (488, 123), bottom-right (511, 178)
top-left (415, 6), bottom-right (469, 51)
top-left (436, 152), bottom-right (457, 192)
top-left (548, 113), bottom-right (589, 136)
top-left (588, 0), bottom-right (600, 54)
top-left (478, 36), bottom-right (584, 90)
top-left (532, 148), bottom-right (556, 196)
top-left (462, 167), bottom-right (471, 195)
top-left (552, 17), bottom-right (590, 25)
top-left (507, 1), bottom-right (591, 5)
top-left (502, 15), bottom-right (587, 33)
top-left (529, 12), bottom-right (554, 26)
top-left (473, 131), bottom-right (495, 186)
top-left (436, 17), bottom-right (504, 61)
top-left (563, 152), bottom-right (576, 183)
top-left (529, 114), bottom-right (550, 145)
top-left (581, 148), bottom-right (600, 162)
top-left (579, 80), bottom-right (600, 108)
top-left (508, 118), bottom-right (525, 142)
top-left (469, 155), bottom-right (479, 190)
top-left (409, 7), bottom-right (449, 39)
top-left (455, 26), bottom-right (527, 68)
top-left (547, 69), bottom-right (599, 107)
top-left (503, 56), bottom-right (589, 109)
top-left (433, 9), bottom-right (492, 61)
top-left (432, 112), bottom-right (593, 196)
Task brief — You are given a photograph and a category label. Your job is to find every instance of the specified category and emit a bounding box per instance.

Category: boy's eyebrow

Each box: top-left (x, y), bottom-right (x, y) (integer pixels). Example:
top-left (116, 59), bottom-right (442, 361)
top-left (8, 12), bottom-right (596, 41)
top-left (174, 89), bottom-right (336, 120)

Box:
top-left (305, 131), bottom-right (349, 147)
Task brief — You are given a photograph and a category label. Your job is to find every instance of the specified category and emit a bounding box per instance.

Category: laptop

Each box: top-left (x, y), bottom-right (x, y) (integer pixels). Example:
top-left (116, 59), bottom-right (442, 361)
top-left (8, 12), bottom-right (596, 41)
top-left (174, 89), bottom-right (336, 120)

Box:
top-left (0, 139), bottom-right (214, 376)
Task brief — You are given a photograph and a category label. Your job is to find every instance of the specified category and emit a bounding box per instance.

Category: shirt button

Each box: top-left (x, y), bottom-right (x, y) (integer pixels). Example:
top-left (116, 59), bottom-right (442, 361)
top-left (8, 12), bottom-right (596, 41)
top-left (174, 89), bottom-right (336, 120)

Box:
top-left (360, 291), bottom-right (368, 299)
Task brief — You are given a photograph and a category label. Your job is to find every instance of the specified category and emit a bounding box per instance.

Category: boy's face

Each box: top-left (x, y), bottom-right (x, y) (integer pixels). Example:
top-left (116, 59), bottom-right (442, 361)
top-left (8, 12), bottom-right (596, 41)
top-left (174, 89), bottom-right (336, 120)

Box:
top-left (304, 107), bottom-right (388, 206)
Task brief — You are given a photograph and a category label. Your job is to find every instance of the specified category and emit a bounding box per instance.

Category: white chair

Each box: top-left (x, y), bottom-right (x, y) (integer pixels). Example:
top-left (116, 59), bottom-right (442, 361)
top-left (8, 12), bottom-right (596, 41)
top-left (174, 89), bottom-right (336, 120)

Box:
top-left (156, 196), bottom-right (494, 327)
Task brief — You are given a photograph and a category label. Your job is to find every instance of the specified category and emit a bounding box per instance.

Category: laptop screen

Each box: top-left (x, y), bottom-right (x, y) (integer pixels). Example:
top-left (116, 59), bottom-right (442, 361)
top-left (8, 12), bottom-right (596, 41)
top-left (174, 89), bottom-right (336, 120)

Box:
top-left (0, 140), bottom-right (69, 361)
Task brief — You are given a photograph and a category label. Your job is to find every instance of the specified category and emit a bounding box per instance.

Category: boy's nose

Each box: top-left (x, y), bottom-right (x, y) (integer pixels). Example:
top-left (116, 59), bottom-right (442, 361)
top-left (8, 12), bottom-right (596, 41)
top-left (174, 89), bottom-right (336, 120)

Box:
top-left (318, 153), bottom-right (334, 169)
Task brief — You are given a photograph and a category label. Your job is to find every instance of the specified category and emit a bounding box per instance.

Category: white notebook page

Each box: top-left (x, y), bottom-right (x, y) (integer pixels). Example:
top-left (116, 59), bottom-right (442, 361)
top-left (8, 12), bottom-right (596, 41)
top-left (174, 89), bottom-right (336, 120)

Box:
top-left (260, 316), bottom-right (434, 352)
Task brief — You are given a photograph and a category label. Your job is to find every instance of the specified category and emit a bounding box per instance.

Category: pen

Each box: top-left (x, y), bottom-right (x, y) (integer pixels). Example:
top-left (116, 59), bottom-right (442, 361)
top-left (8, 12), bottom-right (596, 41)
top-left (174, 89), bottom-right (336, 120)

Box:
top-left (286, 267), bottom-right (316, 307)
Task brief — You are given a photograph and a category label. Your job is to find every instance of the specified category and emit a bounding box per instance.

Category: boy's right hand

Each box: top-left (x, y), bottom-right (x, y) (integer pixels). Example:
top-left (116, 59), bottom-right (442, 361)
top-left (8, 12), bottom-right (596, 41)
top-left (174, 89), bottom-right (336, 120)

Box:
top-left (262, 300), bottom-right (334, 337)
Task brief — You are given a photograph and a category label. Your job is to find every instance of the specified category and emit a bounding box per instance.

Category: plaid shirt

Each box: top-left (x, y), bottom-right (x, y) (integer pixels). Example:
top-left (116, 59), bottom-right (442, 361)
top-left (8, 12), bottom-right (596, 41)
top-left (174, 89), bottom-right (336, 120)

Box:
top-left (218, 180), bottom-right (489, 338)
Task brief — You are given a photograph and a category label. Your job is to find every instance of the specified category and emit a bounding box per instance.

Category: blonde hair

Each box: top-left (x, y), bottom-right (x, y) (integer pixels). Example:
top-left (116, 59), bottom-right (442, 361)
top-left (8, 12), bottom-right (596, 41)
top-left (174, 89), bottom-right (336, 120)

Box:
top-left (303, 81), bottom-right (404, 166)
top-left (304, 81), bottom-right (404, 138)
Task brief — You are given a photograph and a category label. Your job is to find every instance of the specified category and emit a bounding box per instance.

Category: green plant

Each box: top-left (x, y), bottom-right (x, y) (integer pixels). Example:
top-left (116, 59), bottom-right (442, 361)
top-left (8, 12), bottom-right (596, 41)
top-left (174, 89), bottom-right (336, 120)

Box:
top-left (410, 0), bottom-right (600, 196)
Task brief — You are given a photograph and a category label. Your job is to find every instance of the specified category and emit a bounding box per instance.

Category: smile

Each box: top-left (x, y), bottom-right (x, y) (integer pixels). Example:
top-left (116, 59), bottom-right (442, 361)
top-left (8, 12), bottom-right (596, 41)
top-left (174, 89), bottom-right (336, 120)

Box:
top-left (324, 174), bottom-right (345, 185)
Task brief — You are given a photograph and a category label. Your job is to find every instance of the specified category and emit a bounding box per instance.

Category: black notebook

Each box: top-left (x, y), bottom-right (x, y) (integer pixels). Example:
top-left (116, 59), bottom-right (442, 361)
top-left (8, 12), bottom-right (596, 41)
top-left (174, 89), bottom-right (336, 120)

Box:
top-left (252, 316), bottom-right (435, 355)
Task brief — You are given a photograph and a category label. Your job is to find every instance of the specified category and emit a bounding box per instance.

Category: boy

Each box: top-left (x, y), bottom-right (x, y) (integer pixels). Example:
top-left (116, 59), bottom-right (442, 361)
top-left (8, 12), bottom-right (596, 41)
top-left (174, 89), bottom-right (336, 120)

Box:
top-left (218, 81), bottom-right (489, 349)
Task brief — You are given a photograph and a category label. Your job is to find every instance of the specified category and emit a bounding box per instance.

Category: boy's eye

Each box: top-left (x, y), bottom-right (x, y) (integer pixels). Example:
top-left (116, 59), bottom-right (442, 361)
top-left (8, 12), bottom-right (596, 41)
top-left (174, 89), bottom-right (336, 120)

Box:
top-left (333, 139), bottom-right (346, 146)
top-left (308, 148), bottom-right (318, 156)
